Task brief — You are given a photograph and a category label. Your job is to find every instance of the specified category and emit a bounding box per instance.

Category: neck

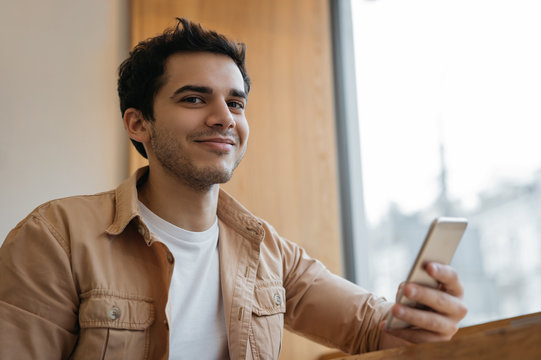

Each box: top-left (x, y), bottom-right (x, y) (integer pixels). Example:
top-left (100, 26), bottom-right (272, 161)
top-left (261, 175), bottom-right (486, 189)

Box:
top-left (138, 165), bottom-right (220, 232)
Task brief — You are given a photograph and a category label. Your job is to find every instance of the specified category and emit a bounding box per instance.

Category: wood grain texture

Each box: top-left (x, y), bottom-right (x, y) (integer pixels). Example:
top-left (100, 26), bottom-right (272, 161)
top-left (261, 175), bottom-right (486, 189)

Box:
top-left (326, 312), bottom-right (541, 360)
top-left (130, 1), bottom-right (343, 359)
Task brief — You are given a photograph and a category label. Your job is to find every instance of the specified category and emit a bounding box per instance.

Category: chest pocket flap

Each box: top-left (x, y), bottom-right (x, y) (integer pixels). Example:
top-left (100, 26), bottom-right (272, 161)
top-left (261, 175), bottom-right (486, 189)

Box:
top-left (79, 292), bottom-right (155, 330)
top-left (253, 283), bottom-right (286, 316)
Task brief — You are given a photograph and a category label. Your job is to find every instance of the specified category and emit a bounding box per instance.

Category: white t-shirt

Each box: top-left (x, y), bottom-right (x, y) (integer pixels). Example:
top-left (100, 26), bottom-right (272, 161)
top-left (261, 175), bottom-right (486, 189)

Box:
top-left (139, 201), bottom-right (228, 360)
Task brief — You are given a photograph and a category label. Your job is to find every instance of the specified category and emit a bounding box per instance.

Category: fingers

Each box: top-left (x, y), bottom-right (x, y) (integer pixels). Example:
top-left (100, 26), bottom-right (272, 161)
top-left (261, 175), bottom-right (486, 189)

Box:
top-left (386, 264), bottom-right (468, 345)
top-left (425, 263), bottom-right (464, 297)
top-left (389, 303), bottom-right (459, 340)
top-left (402, 282), bottom-right (468, 320)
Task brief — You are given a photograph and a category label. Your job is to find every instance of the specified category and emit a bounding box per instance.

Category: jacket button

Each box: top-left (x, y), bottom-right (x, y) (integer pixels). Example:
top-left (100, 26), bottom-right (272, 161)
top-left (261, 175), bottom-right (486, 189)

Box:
top-left (109, 307), bottom-right (121, 320)
top-left (167, 252), bottom-right (174, 264)
top-left (273, 293), bottom-right (282, 306)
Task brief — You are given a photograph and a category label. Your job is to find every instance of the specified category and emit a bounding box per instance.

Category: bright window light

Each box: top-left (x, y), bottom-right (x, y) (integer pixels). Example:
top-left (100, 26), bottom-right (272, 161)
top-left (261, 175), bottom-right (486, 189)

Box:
top-left (351, 0), bottom-right (541, 325)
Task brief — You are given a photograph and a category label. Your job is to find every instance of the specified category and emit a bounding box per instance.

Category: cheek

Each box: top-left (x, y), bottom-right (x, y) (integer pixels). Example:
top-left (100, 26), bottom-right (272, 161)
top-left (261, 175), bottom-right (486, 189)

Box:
top-left (237, 119), bottom-right (249, 143)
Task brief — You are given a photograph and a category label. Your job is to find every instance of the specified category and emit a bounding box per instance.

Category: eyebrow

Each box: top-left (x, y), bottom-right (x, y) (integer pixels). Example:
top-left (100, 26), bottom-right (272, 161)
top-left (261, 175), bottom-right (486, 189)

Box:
top-left (229, 89), bottom-right (247, 100)
top-left (170, 85), bottom-right (247, 100)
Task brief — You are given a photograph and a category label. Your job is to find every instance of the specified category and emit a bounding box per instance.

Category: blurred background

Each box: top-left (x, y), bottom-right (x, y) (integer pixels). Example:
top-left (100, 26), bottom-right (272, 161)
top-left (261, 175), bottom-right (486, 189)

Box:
top-left (350, 0), bottom-right (541, 328)
top-left (1, 0), bottom-right (540, 359)
top-left (0, 0), bottom-right (130, 240)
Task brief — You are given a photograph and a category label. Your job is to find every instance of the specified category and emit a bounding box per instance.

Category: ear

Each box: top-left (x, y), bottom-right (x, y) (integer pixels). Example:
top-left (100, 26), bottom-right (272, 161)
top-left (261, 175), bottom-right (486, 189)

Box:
top-left (123, 108), bottom-right (151, 144)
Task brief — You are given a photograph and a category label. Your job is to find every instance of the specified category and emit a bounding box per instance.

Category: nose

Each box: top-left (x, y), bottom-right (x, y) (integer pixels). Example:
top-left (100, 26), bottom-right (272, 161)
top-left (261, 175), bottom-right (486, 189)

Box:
top-left (206, 99), bottom-right (235, 130)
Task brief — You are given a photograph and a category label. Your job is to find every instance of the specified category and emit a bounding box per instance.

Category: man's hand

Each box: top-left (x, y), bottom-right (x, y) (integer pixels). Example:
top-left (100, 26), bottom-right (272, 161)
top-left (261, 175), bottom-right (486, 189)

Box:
top-left (379, 262), bottom-right (468, 349)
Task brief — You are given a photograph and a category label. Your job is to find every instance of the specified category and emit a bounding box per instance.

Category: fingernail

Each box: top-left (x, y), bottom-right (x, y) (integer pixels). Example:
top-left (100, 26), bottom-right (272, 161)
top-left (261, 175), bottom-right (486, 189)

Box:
top-left (406, 286), bottom-right (416, 297)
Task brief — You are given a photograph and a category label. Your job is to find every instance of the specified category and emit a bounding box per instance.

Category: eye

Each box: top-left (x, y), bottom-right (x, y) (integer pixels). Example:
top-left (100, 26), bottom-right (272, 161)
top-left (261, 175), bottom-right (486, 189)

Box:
top-left (180, 96), bottom-right (204, 104)
top-left (228, 100), bottom-right (245, 110)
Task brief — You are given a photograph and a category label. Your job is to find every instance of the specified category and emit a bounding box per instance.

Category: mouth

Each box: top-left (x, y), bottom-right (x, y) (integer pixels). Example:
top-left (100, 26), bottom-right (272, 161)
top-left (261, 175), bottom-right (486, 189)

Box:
top-left (194, 137), bottom-right (236, 152)
top-left (195, 137), bottom-right (235, 145)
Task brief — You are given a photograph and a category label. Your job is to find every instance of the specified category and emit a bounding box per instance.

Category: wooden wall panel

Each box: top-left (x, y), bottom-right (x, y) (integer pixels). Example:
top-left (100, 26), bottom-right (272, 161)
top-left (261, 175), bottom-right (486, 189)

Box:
top-left (130, 1), bottom-right (342, 359)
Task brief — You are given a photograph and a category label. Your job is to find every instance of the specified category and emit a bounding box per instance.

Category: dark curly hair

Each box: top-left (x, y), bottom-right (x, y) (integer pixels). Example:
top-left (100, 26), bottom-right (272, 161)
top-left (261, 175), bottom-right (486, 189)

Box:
top-left (117, 18), bottom-right (251, 158)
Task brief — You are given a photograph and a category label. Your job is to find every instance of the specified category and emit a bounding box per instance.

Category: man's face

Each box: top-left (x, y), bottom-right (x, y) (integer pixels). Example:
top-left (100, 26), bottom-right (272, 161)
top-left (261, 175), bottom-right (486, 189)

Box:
top-left (147, 52), bottom-right (249, 190)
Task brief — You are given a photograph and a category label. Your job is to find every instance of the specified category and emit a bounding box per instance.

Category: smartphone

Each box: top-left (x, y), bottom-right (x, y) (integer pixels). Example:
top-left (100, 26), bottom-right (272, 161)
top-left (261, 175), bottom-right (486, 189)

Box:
top-left (386, 217), bottom-right (468, 329)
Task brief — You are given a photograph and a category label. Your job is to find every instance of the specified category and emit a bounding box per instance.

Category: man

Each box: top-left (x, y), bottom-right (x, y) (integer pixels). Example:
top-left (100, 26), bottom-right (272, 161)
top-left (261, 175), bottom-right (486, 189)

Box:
top-left (0, 19), bottom-right (467, 359)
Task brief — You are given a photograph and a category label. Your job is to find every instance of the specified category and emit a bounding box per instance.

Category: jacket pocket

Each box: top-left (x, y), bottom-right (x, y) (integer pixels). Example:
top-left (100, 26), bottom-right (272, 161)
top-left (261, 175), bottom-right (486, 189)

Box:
top-left (71, 291), bottom-right (155, 360)
top-left (250, 284), bottom-right (286, 360)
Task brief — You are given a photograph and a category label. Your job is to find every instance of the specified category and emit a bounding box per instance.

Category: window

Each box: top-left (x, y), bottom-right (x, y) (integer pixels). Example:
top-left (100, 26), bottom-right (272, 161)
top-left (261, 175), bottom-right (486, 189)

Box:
top-left (349, 0), bottom-right (541, 325)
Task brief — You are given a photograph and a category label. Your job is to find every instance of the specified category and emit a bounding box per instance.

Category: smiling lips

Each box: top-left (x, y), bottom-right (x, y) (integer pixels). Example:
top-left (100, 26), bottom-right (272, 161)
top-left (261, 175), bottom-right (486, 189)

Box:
top-left (195, 137), bottom-right (236, 152)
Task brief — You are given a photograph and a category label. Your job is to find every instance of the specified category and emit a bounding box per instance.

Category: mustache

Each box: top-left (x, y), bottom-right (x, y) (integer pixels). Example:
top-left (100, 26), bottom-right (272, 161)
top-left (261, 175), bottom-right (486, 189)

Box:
top-left (187, 129), bottom-right (239, 143)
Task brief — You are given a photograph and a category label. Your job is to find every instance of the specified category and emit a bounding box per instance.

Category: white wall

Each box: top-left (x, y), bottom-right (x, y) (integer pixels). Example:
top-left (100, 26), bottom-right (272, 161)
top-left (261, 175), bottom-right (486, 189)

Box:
top-left (0, 0), bottom-right (130, 241)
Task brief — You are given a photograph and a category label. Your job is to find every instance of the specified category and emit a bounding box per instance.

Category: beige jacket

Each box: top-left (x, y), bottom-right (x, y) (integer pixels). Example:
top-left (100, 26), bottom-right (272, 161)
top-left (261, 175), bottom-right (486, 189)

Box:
top-left (0, 167), bottom-right (391, 359)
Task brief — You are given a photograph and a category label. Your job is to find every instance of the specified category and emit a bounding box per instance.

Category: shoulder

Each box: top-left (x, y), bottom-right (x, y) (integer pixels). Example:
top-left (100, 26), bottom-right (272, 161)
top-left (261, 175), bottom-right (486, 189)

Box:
top-left (5, 191), bottom-right (117, 252)
top-left (31, 190), bottom-right (116, 226)
top-left (216, 188), bottom-right (308, 255)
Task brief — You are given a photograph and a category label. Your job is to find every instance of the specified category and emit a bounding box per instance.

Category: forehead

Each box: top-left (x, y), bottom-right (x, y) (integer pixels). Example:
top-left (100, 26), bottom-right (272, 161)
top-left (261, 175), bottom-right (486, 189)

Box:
top-left (161, 52), bottom-right (245, 93)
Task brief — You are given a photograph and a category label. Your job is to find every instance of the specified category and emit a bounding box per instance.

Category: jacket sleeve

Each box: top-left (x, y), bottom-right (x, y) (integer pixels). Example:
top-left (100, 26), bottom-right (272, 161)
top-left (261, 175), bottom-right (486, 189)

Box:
top-left (0, 211), bottom-right (79, 360)
top-left (279, 234), bottom-right (393, 354)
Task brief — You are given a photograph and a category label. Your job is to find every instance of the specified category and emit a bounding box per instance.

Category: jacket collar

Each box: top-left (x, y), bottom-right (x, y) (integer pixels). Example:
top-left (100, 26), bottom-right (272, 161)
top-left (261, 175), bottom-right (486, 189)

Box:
top-left (105, 166), bottom-right (264, 244)
top-left (217, 190), bottom-right (264, 242)
top-left (105, 166), bottom-right (148, 236)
